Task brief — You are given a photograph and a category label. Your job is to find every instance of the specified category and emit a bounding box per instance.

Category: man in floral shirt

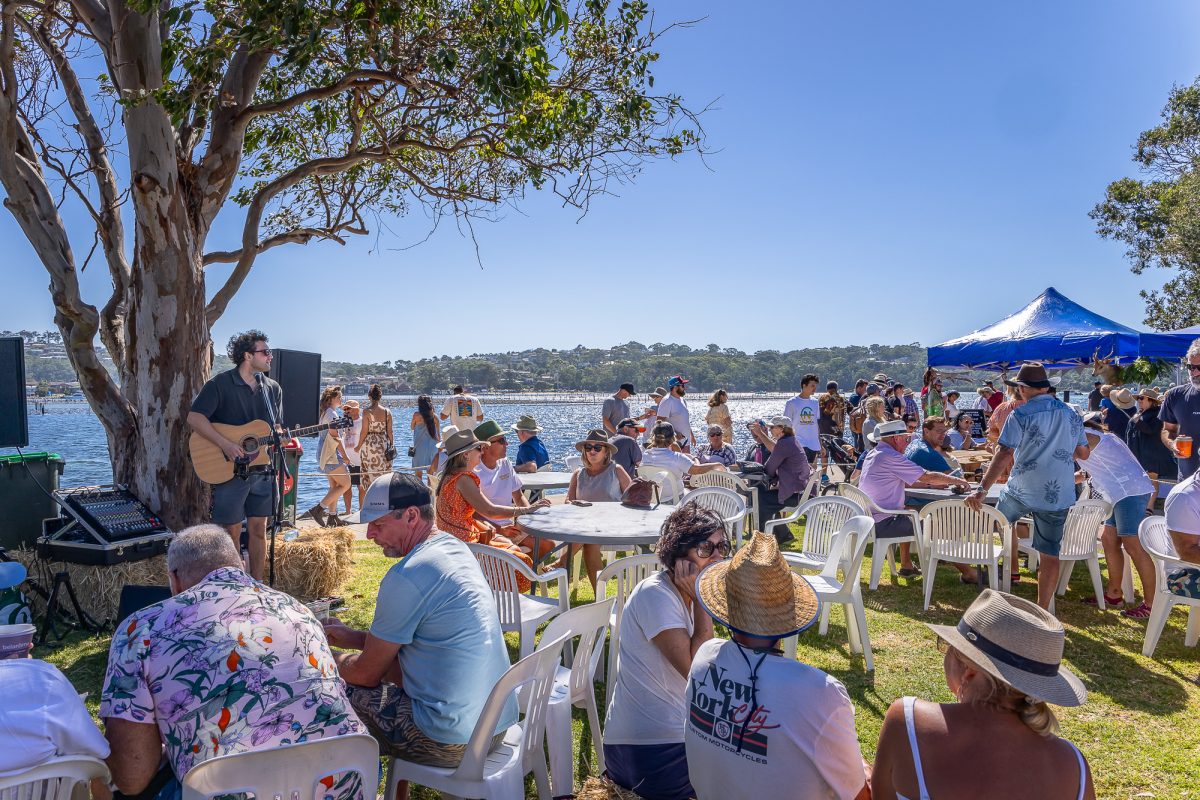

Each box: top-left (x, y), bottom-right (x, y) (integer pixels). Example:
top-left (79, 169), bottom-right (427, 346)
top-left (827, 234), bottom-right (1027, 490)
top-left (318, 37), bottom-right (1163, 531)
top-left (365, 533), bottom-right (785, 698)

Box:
top-left (101, 525), bottom-right (363, 797)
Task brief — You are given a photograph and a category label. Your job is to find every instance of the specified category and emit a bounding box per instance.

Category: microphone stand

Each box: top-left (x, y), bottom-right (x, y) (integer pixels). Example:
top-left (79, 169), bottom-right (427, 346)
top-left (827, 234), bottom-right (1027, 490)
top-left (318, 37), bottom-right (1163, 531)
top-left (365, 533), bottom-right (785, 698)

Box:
top-left (256, 372), bottom-right (289, 586)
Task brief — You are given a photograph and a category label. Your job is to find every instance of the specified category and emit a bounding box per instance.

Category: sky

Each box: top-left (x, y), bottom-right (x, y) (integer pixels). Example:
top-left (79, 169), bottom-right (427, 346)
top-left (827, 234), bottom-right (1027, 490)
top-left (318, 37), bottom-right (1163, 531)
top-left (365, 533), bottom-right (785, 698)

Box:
top-left (4, 1), bottom-right (1200, 364)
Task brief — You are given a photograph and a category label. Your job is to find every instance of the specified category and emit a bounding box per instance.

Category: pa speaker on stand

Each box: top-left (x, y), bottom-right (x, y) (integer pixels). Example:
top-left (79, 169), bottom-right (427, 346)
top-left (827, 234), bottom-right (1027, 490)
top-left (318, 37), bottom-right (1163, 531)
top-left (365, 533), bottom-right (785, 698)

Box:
top-left (0, 336), bottom-right (28, 448)
top-left (268, 348), bottom-right (322, 429)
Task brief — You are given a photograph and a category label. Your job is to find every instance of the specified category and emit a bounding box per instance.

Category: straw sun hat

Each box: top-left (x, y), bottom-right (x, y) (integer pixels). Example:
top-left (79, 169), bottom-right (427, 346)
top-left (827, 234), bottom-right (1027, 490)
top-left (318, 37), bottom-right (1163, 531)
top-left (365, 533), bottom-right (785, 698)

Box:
top-left (928, 589), bottom-right (1087, 707)
top-left (696, 532), bottom-right (820, 639)
top-left (575, 429), bottom-right (617, 454)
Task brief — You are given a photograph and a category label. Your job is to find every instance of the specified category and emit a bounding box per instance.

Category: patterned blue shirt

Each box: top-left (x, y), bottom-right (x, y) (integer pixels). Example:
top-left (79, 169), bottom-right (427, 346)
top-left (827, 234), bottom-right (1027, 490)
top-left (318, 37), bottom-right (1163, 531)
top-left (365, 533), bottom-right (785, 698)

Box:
top-left (998, 394), bottom-right (1088, 511)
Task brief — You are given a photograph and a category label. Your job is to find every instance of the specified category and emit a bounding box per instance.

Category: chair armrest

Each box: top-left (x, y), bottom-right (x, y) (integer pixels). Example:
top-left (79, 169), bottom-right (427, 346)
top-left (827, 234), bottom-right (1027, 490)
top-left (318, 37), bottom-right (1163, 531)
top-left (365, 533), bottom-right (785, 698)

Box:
top-left (533, 567), bottom-right (569, 606)
top-left (764, 506), bottom-right (804, 535)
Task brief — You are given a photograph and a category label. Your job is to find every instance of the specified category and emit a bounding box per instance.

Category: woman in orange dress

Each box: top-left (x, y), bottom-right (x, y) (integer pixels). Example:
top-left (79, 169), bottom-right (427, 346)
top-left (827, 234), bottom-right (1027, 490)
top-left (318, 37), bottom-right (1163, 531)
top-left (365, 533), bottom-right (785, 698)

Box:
top-left (435, 429), bottom-right (553, 591)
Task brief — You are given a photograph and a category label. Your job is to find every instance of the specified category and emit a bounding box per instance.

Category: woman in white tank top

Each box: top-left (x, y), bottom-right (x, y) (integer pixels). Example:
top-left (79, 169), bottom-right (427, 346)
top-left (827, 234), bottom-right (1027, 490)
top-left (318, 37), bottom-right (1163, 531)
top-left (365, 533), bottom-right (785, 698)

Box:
top-left (871, 590), bottom-right (1094, 800)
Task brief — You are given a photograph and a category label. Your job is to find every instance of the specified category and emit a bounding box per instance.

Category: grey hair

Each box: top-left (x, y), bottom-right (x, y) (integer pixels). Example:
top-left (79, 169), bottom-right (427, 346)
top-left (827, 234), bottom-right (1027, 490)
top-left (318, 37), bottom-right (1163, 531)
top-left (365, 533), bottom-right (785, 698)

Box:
top-left (167, 524), bottom-right (242, 583)
top-left (1188, 338), bottom-right (1200, 362)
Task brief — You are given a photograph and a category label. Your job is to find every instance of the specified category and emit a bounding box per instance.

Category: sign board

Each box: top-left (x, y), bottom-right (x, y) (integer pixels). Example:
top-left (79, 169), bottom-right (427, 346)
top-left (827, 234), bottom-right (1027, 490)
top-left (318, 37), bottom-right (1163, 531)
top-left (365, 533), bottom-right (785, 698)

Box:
top-left (957, 409), bottom-right (986, 440)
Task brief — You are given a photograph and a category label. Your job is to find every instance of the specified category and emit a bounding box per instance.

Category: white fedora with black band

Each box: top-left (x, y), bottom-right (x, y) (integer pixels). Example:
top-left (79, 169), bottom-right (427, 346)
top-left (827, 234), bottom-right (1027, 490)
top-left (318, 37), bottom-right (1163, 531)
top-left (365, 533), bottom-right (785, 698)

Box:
top-left (867, 419), bottom-right (909, 444)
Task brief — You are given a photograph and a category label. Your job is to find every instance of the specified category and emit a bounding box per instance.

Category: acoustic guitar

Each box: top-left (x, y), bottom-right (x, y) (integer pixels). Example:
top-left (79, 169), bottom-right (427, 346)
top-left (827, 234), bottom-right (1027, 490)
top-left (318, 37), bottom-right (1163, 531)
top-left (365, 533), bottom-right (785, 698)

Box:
top-left (189, 417), bottom-right (354, 485)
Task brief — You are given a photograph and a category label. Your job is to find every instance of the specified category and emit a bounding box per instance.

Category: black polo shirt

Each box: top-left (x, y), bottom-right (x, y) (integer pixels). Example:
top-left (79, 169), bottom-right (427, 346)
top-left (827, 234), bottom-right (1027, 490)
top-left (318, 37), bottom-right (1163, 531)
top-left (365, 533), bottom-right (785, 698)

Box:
top-left (190, 368), bottom-right (283, 427)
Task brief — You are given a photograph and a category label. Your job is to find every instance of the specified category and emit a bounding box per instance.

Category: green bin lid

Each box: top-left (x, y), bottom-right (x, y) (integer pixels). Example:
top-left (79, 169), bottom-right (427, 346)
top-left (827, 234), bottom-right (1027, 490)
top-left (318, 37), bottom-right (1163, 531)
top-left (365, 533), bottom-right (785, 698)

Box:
top-left (0, 452), bottom-right (63, 464)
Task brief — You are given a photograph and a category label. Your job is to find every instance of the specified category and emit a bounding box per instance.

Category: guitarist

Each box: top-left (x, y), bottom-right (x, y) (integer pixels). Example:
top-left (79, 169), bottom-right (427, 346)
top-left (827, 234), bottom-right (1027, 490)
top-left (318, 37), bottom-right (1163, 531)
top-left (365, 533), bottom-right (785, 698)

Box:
top-left (187, 330), bottom-right (283, 580)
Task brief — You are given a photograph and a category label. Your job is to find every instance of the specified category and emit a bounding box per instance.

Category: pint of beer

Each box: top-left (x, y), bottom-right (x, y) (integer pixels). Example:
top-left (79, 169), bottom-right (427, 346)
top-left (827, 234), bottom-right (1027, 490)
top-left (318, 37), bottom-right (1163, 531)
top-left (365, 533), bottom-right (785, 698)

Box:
top-left (1178, 436), bottom-right (1193, 459)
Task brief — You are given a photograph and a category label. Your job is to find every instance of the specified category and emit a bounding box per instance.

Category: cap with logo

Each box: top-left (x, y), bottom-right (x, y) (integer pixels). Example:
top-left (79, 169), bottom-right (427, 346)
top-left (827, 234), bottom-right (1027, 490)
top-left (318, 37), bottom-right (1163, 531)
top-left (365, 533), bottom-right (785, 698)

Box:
top-left (359, 471), bottom-right (432, 523)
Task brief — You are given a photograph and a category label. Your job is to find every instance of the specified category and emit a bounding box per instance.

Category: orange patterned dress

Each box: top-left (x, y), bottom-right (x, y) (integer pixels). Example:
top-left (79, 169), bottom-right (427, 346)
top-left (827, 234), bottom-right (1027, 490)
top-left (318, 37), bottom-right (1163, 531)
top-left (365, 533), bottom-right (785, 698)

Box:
top-left (437, 472), bottom-right (535, 592)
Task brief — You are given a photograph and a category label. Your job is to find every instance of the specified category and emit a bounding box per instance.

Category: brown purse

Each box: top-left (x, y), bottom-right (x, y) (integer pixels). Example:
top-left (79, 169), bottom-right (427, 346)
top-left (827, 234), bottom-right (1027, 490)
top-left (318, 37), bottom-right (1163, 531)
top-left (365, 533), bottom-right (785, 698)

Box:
top-left (621, 476), bottom-right (661, 510)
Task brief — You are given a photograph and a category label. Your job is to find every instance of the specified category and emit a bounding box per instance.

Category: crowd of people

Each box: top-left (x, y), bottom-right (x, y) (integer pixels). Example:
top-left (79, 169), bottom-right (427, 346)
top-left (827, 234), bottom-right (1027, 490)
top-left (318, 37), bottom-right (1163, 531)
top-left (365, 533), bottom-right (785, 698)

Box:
top-left (11, 330), bottom-right (1200, 800)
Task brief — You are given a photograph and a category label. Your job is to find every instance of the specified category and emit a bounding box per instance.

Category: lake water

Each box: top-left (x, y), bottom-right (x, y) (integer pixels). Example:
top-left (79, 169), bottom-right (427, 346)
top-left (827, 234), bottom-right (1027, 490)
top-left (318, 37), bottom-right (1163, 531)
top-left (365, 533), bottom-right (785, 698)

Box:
top-left (2, 396), bottom-right (793, 512)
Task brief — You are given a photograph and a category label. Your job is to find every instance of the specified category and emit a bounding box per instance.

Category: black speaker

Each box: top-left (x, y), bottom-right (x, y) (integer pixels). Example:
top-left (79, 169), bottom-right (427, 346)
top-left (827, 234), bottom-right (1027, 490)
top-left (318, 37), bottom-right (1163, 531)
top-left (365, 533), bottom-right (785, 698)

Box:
top-left (0, 336), bottom-right (28, 448)
top-left (269, 348), bottom-right (322, 429)
top-left (117, 584), bottom-right (171, 623)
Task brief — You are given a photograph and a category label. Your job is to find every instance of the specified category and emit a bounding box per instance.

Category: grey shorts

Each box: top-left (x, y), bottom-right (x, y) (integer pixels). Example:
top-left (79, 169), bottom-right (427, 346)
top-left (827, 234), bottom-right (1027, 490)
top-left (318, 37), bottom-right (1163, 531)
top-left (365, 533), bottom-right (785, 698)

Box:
top-left (210, 471), bottom-right (274, 524)
top-left (347, 682), bottom-right (502, 768)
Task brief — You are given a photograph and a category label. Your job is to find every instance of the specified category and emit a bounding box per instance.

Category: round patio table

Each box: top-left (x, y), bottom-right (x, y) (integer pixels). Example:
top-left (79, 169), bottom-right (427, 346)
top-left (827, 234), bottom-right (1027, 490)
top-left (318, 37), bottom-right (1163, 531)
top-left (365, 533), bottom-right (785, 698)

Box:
top-left (517, 471), bottom-right (574, 491)
top-left (516, 502), bottom-right (674, 566)
top-left (904, 484), bottom-right (1004, 505)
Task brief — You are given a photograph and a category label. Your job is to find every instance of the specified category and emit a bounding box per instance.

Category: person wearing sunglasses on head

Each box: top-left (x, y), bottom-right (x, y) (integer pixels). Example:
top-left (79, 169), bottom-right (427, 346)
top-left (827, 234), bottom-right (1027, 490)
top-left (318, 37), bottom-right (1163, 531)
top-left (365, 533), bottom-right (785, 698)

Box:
top-left (562, 430), bottom-right (635, 589)
top-left (604, 503), bottom-right (730, 800)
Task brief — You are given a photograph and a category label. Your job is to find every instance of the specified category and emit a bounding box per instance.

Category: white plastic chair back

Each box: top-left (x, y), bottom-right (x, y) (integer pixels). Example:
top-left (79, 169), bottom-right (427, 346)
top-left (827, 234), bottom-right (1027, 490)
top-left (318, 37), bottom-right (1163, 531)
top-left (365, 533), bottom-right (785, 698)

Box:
top-left (470, 543), bottom-right (529, 625)
top-left (1058, 498), bottom-right (1112, 559)
top-left (596, 553), bottom-right (663, 707)
top-left (1140, 515), bottom-right (1178, 586)
top-left (537, 462), bottom-right (555, 472)
top-left (637, 464), bottom-right (685, 504)
top-left (450, 633), bottom-right (570, 782)
top-left (181, 735), bottom-right (379, 800)
top-left (689, 470), bottom-right (752, 493)
top-left (836, 483), bottom-right (881, 515)
top-left (565, 455), bottom-right (583, 470)
top-left (540, 599), bottom-right (614, 700)
top-left (920, 500), bottom-right (1010, 564)
top-left (0, 757), bottom-right (109, 800)
top-left (683, 486), bottom-right (747, 547)
top-left (796, 496), bottom-right (863, 565)
top-left (1137, 516), bottom-right (1200, 657)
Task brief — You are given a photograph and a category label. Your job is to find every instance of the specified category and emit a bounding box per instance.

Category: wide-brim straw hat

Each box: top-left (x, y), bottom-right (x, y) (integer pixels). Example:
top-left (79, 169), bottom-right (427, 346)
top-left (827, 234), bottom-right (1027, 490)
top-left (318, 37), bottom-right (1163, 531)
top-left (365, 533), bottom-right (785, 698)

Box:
top-left (575, 428), bottom-right (617, 454)
top-left (1004, 363), bottom-right (1061, 389)
top-left (442, 429), bottom-right (486, 459)
top-left (927, 589), bottom-right (1087, 707)
top-left (1135, 387), bottom-right (1162, 403)
top-left (1109, 388), bottom-right (1135, 410)
top-left (696, 532), bottom-right (820, 639)
top-left (867, 419), bottom-right (908, 444)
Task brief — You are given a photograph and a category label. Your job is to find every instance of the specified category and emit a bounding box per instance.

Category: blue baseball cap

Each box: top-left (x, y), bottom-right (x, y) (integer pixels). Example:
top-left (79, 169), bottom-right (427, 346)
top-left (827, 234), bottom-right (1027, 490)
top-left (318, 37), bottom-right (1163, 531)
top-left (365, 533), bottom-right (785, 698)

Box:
top-left (667, 376), bottom-right (689, 388)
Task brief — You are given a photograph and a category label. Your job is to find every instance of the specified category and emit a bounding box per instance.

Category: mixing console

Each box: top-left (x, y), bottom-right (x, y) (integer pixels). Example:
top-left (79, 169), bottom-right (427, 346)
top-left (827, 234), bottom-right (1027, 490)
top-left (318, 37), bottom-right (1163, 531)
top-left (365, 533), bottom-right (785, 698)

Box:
top-left (56, 485), bottom-right (170, 542)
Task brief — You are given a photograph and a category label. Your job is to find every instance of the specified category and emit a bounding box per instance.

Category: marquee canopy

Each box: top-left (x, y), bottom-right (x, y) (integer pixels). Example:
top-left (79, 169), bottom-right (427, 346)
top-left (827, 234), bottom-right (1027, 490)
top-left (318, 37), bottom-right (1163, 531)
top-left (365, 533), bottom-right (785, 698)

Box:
top-left (1138, 325), bottom-right (1200, 361)
top-left (926, 287), bottom-right (1142, 372)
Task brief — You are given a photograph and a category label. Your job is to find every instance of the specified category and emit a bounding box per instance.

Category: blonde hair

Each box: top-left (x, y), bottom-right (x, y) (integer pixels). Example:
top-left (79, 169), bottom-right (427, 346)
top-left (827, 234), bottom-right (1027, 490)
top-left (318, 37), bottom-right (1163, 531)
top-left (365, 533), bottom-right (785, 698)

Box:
top-left (708, 389), bottom-right (728, 408)
top-left (319, 385), bottom-right (342, 415)
top-left (952, 649), bottom-right (1059, 736)
top-left (865, 396), bottom-right (886, 422)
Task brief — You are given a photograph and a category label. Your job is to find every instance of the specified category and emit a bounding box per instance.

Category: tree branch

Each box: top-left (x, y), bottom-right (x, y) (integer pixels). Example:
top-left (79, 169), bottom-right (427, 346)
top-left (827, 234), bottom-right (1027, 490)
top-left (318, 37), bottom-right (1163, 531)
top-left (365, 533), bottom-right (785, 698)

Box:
top-left (202, 227), bottom-right (354, 265)
top-left (239, 69), bottom-right (403, 120)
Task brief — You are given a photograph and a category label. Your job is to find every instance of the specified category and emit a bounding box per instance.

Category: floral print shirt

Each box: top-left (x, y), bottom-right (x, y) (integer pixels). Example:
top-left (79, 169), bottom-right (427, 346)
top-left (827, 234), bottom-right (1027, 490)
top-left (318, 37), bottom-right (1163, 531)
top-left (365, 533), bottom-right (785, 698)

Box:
top-left (998, 394), bottom-right (1088, 511)
top-left (100, 567), bottom-right (364, 781)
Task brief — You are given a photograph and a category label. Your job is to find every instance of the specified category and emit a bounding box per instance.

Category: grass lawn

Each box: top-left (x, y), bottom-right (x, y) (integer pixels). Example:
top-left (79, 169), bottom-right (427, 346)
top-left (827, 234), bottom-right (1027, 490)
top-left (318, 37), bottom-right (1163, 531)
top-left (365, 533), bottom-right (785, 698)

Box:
top-left (38, 537), bottom-right (1200, 799)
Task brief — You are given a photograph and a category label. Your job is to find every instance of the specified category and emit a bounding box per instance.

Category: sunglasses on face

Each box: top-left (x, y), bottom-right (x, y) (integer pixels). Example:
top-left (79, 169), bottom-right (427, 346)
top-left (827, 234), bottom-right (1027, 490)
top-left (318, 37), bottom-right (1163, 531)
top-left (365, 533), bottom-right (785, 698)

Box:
top-left (694, 538), bottom-right (731, 558)
top-left (252, 348), bottom-right (272, 355)
top-left (1188, 364), bottom-right (1200, 372)
top-left (582, 443), bottom-right (607, 453)
top-left (489, 437), bottom-right (507, 445)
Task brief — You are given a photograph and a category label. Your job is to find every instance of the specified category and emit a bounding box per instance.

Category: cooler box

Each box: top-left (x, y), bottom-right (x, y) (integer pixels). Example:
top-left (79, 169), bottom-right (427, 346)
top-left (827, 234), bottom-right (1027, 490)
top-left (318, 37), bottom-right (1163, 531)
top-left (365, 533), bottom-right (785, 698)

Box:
top-left (0, 452), bottom-right (64, 551)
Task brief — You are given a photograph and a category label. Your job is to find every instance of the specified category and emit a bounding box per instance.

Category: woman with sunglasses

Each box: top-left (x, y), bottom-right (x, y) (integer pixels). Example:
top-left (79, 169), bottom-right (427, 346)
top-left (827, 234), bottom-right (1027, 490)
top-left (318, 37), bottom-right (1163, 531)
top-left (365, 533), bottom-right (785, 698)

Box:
top-left (565, 429), bottom-right (634, 589)
top-left (604, 503), bottom-right (730, 800)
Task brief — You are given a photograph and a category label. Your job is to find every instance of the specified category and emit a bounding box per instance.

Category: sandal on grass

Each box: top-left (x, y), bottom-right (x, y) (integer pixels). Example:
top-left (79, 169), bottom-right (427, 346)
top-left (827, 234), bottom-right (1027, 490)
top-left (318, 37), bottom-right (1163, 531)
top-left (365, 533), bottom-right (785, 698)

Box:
top-left (1122, 601), bottom-right (1152, 619)
top-left (1083, 591), bottom-right (1124, 607)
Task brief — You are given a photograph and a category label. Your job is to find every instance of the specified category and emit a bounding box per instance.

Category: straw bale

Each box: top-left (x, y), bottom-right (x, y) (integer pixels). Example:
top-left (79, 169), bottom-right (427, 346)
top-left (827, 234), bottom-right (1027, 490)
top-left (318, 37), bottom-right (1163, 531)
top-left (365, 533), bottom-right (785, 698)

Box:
top-left (272, 525), bottom-right (355, 600)
top-left (576, 776), bottom-right (643, 800)
top-left (11, 548), bottom-right (167, 623)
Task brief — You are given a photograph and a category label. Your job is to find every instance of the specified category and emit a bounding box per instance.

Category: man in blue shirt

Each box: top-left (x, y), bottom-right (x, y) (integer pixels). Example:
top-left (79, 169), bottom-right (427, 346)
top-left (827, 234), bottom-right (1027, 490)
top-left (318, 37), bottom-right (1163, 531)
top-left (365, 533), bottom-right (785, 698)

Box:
top-left (904, 417), bottom-right (955, 474)
top-left (968, 364), bottom-right (1090, 610)
top-left (513, 414), bottom-right (550, 473)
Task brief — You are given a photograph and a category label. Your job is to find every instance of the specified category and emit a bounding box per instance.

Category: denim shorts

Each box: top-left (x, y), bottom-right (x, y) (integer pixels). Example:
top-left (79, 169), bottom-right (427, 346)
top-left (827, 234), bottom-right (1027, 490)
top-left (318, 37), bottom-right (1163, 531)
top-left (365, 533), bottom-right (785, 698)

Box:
top-left (1106, 493), bottom-right (1152, 536)
top-left (997, 492), bottom-right (1069, 557)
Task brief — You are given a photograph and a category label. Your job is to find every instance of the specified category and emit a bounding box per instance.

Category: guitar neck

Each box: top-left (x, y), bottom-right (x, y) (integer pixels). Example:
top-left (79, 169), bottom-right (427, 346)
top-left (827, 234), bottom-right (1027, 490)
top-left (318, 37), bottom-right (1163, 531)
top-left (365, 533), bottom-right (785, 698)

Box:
top-left (254, 421), bottom-right (332, 446)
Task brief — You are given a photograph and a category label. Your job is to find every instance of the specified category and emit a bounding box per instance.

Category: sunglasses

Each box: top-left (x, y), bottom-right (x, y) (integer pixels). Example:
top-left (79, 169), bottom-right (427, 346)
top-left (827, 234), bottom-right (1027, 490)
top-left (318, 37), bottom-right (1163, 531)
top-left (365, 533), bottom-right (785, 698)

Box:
top-left (252, 348), bottom-right (272, 355)
top-left (694, 538), bottom-right (731, 558)
top-left (489, 437), bottom-right (508, 445)
top-left (1187, 364), bottom-right (1200, 372)
top-left (582, 443), bottom-right (607, 453)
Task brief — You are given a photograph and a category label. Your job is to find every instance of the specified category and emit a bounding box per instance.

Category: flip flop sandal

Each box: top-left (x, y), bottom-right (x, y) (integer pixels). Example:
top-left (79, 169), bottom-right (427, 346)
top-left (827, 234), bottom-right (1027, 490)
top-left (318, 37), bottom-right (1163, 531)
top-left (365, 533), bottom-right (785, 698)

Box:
top-left (1122, 602), bottom-right (1153, 619)
top-left (1083, 592), bottom-right (1124, 607)
top-left (897, 567), bottom-right (921, 577)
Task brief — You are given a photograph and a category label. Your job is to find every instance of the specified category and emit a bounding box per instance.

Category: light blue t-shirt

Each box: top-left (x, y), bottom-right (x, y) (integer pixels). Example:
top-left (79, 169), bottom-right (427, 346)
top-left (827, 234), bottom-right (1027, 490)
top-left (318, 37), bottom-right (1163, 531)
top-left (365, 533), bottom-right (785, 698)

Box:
top-left (370, 532), bottom-right (516, 743)
top-left (998, 394), bottom-right (1088, 511)
top-left (904, 437), bottom-right (952, 474)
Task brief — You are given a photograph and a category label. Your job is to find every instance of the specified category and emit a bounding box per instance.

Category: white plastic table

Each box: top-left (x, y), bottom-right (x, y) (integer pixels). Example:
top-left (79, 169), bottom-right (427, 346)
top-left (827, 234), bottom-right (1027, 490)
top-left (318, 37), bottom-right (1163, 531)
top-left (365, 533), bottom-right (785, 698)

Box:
top-left (517, 471), bottom-right (574, 491)
top-left (905, 484), bottom-right (1004, 505)
top-left (516, 502), bottom-right (674, 565)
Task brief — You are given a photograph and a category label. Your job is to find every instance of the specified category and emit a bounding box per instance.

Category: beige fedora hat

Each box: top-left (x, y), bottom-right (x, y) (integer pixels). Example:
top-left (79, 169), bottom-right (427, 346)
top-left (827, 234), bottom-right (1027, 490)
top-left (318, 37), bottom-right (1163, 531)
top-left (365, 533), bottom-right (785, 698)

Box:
top-left (442, 428), bottom-right (486, 460)
top-left (1134, 387), bottom-right (1162, 403)
top-left (927, 589), bottom-right (1087, 707)
top-left (696, 532), bottom-right (820, 639)
top-left (1109, 388), bottom-right (1136, 410)
top-left (575, 428), bottom-right (617, 455)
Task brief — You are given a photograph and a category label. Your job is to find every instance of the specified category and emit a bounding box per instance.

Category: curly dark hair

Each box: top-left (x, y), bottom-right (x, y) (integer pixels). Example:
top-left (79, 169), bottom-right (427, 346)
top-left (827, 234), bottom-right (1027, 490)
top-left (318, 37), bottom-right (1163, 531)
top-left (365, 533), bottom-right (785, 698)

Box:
top-left (227, 330), bottom-right (268, 366)
top-left (655, 502), bottom-right (729, 571)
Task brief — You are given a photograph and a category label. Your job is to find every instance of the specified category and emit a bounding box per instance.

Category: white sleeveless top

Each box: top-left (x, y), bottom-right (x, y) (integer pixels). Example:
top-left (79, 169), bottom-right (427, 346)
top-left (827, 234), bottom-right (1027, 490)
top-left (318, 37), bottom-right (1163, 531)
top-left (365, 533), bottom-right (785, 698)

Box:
top-left (897, 697), bottom-right (1086, 800)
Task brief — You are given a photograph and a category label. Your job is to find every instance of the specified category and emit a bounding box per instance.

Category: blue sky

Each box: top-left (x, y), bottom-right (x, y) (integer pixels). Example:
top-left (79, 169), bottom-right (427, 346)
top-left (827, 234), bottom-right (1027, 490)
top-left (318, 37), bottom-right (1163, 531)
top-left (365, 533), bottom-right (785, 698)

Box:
top-left (4, 1), bottom-right (1200, 363)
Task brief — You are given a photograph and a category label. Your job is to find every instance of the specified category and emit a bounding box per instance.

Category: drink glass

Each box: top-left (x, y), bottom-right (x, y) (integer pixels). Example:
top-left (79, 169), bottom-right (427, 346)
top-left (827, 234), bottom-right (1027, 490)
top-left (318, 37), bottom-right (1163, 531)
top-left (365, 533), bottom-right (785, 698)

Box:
top-left (1178, 436), bottom-right (1193, 459)
top-left (305, 599), bottom-right (332, 622)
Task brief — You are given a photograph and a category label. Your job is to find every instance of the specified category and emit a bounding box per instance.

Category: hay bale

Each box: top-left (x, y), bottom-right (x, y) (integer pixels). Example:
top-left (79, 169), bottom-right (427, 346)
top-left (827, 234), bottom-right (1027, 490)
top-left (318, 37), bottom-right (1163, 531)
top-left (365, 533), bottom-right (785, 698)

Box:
top-left (273, 525), bottom-right (354, 600)
top-left (12, 548), bottom-right (167, 623)
top-left (577, 776), bottom-right (643, 800)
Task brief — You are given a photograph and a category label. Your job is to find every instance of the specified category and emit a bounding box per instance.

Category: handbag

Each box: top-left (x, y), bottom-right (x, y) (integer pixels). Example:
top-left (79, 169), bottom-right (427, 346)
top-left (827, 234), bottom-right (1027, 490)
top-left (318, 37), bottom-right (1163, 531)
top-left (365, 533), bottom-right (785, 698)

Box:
top-left (407, 446), bottom-right (416, 458)
top-left (620, 476), bottom-right (661, 510)
top-left (317, 433), bottom-right (340, 469)
top-left (385, 444), bottom-right (397, 461)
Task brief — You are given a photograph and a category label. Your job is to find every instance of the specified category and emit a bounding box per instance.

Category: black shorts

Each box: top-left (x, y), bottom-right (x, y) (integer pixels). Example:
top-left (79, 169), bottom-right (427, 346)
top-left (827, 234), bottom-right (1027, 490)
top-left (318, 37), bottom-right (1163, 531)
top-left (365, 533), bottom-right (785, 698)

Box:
top-left (875, 514), bottom-right (916, 539)
top-left (347, 464), bottom-right (361, 486)
top-left (210, 471), bottom-right (274, 524)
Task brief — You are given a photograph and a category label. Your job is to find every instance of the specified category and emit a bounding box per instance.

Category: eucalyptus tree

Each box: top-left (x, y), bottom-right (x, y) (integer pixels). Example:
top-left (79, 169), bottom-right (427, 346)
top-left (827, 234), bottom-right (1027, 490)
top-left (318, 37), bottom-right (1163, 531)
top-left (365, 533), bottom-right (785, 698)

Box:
top-left (0, 0), bottom-right (699, 524)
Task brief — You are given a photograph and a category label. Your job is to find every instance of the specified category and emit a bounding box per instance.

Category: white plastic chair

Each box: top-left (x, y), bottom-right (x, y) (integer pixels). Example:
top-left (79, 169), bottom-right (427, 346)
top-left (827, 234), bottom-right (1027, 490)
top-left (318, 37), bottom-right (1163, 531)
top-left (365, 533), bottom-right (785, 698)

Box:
top-left (837, 482), bottom-right (920, 590)
top-left (690, 470), bottom-right (759, 531)
top-left (1016, 498), bottom-right (1111, 614)
top-left (564, 455), bottom-right (583, 470)
top-left (385, 633), bottom-right (571, 800)
top-left (780, 515), bottom-right (876, 670)
top-left (683, 486), bottom-right (747, 548)
top-left (637, 464), bottom-right (685, 504)
top-left (540, 599), bottom-right (615, 796)
top-left (0, 756), bottom-right (109, 800)
top-left (181, 735), bottom-right (378, 800)
top-left (764, 495), bottom-right (863, 572)
top-left (595, 553), bottom-right (663, 709)
top-left (469, 544), bottom-right (569, 658)
top-left (1139, 516), bottom-right (1200, 657)
top-left (919, 500), bottom-right (1013, 610)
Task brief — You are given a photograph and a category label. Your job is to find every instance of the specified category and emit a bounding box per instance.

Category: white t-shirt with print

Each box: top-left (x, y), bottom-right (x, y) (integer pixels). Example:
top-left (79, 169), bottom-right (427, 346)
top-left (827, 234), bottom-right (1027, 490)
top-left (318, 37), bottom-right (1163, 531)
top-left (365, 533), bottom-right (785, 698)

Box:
top-left (474, 457), bottom-right (523, 524)
top-left (783, 395), bottom-right (821, 451)
top-left (603, 571), bottom-right (693, 745)
top-left (441, 394), bottom-right (483, 431)
top-left (685, 638), bottom-right (865, 800)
